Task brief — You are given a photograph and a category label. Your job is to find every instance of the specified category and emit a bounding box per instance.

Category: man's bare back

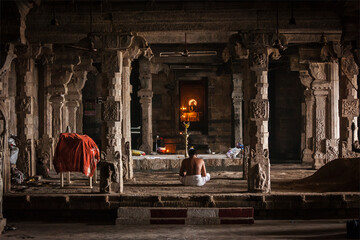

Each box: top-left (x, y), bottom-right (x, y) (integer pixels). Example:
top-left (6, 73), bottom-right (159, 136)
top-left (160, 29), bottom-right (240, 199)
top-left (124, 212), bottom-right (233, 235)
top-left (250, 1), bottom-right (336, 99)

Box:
top-left (179, 148), bottom-right (210, 186)
top-left (179, 156), bottom-right (207, 177)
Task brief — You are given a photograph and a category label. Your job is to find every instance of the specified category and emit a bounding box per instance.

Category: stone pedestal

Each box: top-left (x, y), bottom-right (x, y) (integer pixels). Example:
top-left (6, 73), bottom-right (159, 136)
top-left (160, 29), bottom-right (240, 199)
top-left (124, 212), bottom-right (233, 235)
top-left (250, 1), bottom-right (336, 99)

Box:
top-left (232, 73), bottom-right (244, 145)
top-left (138, 88), bottom-right (153, 154)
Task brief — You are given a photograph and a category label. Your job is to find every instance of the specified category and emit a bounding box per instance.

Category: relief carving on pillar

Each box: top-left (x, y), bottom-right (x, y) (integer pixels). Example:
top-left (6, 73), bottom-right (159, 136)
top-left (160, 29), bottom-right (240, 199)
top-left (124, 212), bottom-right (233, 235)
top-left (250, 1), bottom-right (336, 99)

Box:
top-left (250, 52), bottom-right (267, 69)
top-left (98, 151), bottom-right (121, 193)
top-left (248, 148), bottom-right (270, 193)
top-left (103, 101), bottom-right (121, 121)
top-left (19, 97), bottom-right (31, 114)
top-left (341, 141), bottom-right (360, 158)
top-left (341, 99), bottom-right (359, 117)
top-left (315, 110), bottom-right (326, 152)
top-left (122, 141), bottom-right (130, 180)
top-left (250, 100), bottom-right (269, 120)
top-left (325, 139), bottom-right (339, 162)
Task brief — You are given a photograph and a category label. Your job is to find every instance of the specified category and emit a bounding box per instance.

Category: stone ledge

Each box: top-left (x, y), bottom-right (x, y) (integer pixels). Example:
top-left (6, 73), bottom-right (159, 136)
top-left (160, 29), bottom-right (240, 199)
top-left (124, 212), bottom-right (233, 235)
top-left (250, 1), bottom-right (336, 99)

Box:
top-left (133, 154), bottom-right (242, 172)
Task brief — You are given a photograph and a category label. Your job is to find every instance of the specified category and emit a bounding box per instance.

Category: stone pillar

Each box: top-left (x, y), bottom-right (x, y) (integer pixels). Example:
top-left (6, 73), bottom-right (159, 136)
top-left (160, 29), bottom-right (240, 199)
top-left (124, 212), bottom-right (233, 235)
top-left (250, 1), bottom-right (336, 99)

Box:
top-left (326, 62), bottom-right (340, 162)
top-left (16, 56), bottom-right (36, 177)
top-left (299, 70), bottom-right (315, 164)
top-left (138, 89), bottom-right (153, 153)
top-left (232, 73), bottom-right (244, 144)
top-left (64, 60), bottom-right (90, 133)
top-left (121, 57), bottom-right (133, 180)
top-left (38, 51), bottom-right (54, 170)
top-left (0, 43), bottom-right (17, 230)
top-left (309, 63), bottom-right (330, 169)
top-left (340, 48), bottom-right (360, 157)
top-left (247, 42), bottom-right (271, 193)
top-left (101, 51), bottom-right (123, 193)
top-left (138, 58), bottom-right (153, 154)
top-left (49, 53), bottom-right (79, 152)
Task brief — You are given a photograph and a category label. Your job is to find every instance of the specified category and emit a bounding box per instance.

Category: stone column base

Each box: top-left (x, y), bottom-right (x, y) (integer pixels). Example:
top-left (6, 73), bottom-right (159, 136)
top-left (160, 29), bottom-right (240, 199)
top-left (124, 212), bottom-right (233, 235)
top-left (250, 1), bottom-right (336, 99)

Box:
top-left (313, 151), bottom-right (326, 169)
top-left (302, 148), bottom-right (314, 164)
top-left (0, 218), bottom-right (6, 235)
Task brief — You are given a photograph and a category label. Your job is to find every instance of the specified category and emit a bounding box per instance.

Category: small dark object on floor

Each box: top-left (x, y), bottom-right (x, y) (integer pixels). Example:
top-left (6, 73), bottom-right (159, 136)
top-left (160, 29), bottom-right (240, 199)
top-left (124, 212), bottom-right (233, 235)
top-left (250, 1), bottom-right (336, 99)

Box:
top-left (2, 224), bottom-right (17, 233)
top-left (347, 219), bottom-right (360, 239)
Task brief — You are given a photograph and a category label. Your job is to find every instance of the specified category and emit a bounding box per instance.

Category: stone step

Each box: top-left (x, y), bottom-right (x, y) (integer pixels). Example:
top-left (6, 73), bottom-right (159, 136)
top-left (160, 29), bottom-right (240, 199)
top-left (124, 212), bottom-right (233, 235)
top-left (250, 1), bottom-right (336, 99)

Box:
top-left (116, 207), bottom-right (254, 225)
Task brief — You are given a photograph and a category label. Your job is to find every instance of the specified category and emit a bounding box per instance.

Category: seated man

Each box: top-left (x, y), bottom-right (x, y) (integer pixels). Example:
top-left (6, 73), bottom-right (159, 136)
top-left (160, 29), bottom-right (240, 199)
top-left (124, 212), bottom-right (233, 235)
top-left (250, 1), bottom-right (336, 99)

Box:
top-left (179, 147), bottom-right (210, 186)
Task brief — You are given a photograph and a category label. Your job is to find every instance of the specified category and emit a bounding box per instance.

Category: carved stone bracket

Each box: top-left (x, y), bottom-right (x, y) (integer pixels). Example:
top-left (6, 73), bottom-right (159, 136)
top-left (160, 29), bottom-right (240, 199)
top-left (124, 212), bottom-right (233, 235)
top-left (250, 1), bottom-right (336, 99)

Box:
top-left (103, 101), bottom-right (121, 121)
top-left (299, 70), bottom-right (313, 89)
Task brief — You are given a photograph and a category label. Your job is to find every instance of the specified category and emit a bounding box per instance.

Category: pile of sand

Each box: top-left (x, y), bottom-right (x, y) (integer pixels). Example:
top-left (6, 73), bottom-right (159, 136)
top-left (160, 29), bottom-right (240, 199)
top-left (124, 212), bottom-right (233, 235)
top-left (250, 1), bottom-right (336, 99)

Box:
top-left (290, 158), bottom-right (360, 192)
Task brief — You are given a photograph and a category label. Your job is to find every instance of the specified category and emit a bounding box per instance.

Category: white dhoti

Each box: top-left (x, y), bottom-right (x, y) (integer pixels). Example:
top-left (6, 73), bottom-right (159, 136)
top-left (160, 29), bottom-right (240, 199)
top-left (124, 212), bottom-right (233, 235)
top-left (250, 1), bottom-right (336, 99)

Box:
top-left (179, 173), bottom-right (210, 186)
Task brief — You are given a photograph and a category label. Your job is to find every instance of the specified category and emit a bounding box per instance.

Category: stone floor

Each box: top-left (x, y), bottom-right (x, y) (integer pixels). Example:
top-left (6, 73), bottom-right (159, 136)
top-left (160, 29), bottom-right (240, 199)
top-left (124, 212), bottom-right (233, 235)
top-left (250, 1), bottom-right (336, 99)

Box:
top-left (8, 162), bottom-right (323, 196)
top-left (1, 220), bottom-right (350, 239)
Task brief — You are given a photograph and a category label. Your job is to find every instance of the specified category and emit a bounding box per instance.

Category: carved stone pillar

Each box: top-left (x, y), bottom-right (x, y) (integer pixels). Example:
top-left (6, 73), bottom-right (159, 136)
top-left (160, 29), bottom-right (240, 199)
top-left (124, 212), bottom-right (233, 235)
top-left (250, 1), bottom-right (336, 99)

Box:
top-left (122, 57), bottom-right (133, 180)
top-left (0, 43), bottom-right (16, 230)
top-left (309, 63), bottom-right (330, 169)
top-left (1, 43), bottom-right (17, 192)
top-left (138, 58), bottom-right (153, 154)
top-left (247, 41), bottom-right (271, 193)
top-left (38, 48), bottom-right (54, 170)
top-left (15, 56), bottom-right (36, 177)
top-left (64, 59), bottom-right (90, 133)
top-left (102, 51), bottom-right (123, 193)
top-left (340, 48), bottom-right (360, 157)
top-left (138, 89), bottom-right (153, 154)
top-left (299, 70), bottom-right (314, 164)
top-left (326, 62), bottom-right (340, 162)
top-left (232, 73), bottom-right (244, 144)
top-left (49, 53), bottom-right (79, 153)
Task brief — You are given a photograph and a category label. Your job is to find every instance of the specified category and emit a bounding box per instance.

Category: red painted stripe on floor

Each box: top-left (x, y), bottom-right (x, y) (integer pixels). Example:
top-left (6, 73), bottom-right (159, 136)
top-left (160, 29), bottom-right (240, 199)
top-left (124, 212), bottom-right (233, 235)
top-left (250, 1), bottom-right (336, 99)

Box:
top-left (219, 208), bottom-right (254, 218)
top-left (150, 209), bottom-right (187, 218)
top-left (150, 219), bottom-right (185, 224)
top-left (220, 218), bottom-right (254, 224)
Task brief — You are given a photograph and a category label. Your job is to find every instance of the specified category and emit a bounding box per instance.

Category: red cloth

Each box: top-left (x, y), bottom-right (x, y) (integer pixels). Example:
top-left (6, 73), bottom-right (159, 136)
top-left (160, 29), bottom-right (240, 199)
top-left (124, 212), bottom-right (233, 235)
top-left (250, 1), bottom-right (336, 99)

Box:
top-left (53, 133), bottom-right (100, 177)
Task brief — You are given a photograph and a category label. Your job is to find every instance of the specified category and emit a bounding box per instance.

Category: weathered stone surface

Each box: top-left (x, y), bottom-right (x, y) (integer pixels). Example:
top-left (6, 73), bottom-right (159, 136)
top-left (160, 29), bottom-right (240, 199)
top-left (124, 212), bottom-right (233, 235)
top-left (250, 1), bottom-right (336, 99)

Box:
top-left (133, 155), bottom-right (242, 172)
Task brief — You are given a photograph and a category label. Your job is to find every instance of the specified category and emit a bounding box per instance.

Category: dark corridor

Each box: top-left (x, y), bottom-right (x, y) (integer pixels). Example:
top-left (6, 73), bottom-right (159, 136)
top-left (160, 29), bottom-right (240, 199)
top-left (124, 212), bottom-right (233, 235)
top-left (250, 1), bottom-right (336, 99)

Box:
top-left (269, 59), bottom-right (302, 163)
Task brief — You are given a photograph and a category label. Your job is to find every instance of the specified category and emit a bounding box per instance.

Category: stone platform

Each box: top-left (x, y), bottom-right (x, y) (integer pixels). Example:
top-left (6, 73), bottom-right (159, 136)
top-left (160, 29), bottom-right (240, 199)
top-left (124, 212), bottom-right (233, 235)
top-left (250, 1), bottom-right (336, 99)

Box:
top-left (133, 154), bottom-right (242, 172)
top-left (3, 163), bottom-right (359, 223)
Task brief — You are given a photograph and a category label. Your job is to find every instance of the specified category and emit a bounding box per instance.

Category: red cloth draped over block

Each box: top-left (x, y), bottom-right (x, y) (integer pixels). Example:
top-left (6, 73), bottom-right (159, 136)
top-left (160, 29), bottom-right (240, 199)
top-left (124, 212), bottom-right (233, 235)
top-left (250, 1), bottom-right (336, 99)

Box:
top-left (54, 133), bottom-right (100, 177)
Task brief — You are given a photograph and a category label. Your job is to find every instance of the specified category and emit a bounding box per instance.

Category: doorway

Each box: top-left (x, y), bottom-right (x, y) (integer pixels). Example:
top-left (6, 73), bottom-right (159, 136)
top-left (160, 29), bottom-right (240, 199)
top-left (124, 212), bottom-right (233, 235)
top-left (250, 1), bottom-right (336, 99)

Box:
top-left (179, 79), bottom-right (208, 134)
top-left (268, 60), bottom-right (302, 163)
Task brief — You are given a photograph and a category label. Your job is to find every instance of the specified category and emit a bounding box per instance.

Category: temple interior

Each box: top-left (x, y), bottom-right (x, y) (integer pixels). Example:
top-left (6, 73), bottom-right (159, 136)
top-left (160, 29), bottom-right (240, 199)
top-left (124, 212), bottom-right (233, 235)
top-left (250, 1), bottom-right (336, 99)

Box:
top-left (0, 0), bottom-right (359, 234)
